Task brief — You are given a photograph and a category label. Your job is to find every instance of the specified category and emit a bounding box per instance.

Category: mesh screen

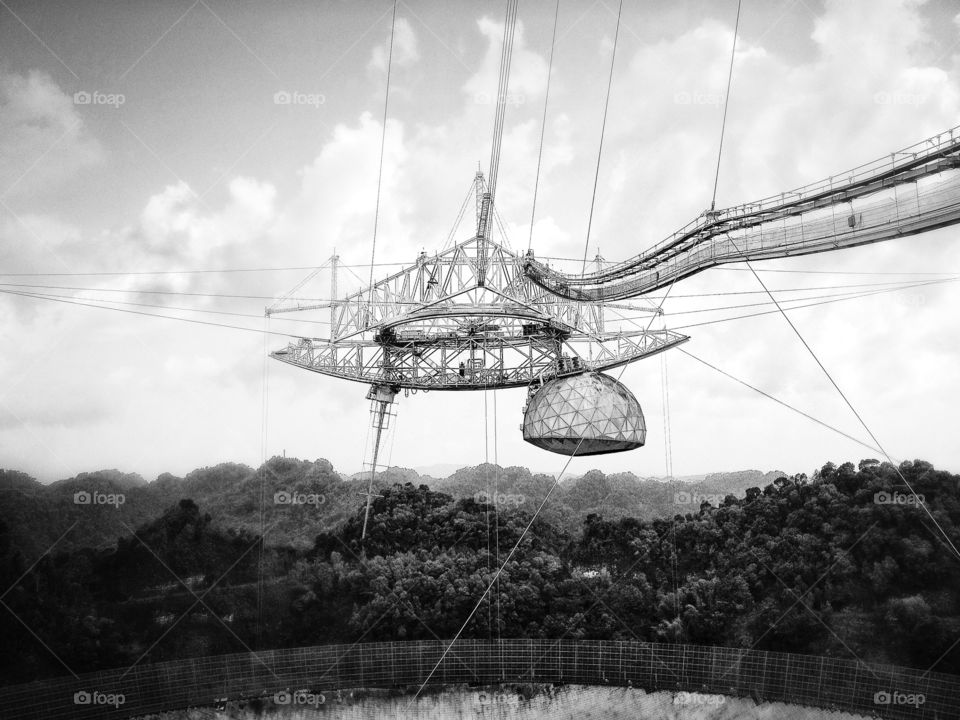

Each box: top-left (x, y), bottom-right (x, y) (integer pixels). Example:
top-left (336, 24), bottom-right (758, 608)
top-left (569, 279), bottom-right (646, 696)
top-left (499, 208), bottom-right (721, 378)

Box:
top-left (523, 372), bottom-right (646, 455)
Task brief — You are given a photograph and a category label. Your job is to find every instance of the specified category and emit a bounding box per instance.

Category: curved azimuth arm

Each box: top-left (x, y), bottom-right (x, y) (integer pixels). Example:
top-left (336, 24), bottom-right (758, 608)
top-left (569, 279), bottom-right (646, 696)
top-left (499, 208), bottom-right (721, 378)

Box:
top-left (524, 125), bottom-right (960, 302)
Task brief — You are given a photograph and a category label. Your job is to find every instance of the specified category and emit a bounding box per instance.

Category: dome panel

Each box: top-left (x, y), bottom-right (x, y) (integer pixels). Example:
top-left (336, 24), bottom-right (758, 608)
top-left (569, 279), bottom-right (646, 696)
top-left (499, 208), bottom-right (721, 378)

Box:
top-left (522, 372), bottom-right (646, 456)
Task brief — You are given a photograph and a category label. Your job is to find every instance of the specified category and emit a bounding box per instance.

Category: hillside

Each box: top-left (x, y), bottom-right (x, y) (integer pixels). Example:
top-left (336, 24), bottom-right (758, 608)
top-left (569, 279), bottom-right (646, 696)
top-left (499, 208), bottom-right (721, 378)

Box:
top-left (2, 458), bottom-right (958, 688)
top-left (0, 461), bottom-right (787, 560)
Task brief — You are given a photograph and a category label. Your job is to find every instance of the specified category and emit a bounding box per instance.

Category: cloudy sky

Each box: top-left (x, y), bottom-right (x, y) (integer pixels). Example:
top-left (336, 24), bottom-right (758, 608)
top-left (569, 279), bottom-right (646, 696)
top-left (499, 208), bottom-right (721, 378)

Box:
top-left (2, 0), bottom-right (960, 484)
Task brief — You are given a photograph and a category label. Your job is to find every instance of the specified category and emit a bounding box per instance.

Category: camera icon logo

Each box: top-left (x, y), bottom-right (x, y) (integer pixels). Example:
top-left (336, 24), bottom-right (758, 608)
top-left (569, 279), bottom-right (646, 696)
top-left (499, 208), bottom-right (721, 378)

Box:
top-left (73, 91), bottom-right (91, 105)
top-left (73, 691), bottom-right (92, 705)
top-left (74, 491), bottom-right (91, 505)
top-left (273, 91), bottom-right (291, 105)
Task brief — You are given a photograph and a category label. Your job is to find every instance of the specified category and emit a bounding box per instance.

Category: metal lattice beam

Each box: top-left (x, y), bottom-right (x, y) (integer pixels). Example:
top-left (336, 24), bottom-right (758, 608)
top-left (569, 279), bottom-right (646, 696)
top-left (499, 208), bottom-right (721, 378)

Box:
top-left (525, 125), bottom-right (960, 301)
top-left (269, 183), bottom-right (681, 392)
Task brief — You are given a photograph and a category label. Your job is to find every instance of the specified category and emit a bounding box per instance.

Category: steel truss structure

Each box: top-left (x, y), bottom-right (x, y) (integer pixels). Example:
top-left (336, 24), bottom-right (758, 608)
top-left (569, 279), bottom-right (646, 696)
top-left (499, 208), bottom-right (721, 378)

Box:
top-left (269, 181), bottom-right (688, 392)
top-left (525, 125), bottom-right (960, 301)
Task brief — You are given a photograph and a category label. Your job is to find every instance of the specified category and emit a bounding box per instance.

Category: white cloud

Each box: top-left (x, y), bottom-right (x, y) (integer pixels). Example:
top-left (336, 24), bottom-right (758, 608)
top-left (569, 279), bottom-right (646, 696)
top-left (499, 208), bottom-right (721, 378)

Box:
top-left (136, 176), bottom-right (276, 259)
top-left (0, 69), bottom-right (102, 197)
top-left (463, 17), bottom-right (548, 103)
top-left (283, 112), bottom-right (410, 269)
top-left (0, 211), bottom-right (83, 273)
top-left (368, 17), bottom-right (420, 75)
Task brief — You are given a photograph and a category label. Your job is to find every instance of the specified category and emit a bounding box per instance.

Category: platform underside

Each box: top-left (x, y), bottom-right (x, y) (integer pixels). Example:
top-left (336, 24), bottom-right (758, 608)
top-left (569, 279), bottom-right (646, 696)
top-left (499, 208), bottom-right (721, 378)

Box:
top-left (271, 330), bottom-right (689, 391)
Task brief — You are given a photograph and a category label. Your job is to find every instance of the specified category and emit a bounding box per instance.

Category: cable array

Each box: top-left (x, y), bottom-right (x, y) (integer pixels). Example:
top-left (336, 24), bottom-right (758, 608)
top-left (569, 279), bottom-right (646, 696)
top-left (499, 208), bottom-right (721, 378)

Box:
top-left (527, 0), bottom-right (561, 252)
top-left (485, 0), bottom-right (519, 204)
top-left (365, 0), bottom-right (399, 319)
top-left (580, 0), bottom-right (624, 276)
top-left (709, 0), bottom-right (742, 211)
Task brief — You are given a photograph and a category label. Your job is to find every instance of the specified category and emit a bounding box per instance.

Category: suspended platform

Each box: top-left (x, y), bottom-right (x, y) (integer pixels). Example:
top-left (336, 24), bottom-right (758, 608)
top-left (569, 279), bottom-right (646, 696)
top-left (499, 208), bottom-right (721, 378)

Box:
top-left (270, 192), bottom-right (688, 393)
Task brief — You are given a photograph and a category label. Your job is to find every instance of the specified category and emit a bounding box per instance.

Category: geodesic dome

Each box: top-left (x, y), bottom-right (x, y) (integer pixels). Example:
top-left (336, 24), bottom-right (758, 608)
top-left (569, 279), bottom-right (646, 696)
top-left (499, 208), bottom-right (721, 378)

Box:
top-left (522, 372), bottom-right (646, 455)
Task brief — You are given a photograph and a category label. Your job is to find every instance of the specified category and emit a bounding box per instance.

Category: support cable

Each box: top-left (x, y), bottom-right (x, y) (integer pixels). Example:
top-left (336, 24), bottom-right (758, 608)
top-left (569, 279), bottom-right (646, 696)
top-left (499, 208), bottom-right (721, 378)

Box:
top-left (410, 265), bottom-right (680, 706)
top-left (580, 0), bottom-right (624, 276)
top-left (709, 0), bottom-right (742, 211)
top-left (696, 0), bottom-right (960, 563)
top-left (2, 275), bottom-right (946, 303)
top-left (493, 388), bottom-right (501, 654)
top-left (663, 350), bottom-right (673, 480)
top-left (256, 316), bottom-right (270, 647)
top-left (678, 347), bottom-right (887, 458)
top-left (385, 402), bottom-right (399, 467)
top-left (661, 327), bottom-right (680, 638)
top-left (0, 287), bottom-right (306, 338)
top-left (0, 262), bottom-right (416, 277)
top-left (269, 258), bottom-right (331, 314)
top-left (612, 277), bottom-right (960, 323)
top-left (692, 0), bottom-right (960, 559)
top-left (528, 0), bottom-right (561, 252)
top-left (4, 276), bottom-right (952, 342)
top-left (0, 288), bottom-right (336, 324)
top-left (493, 204), bottom-right (515, 252)
top-left (603, 288), bottom-right (894, 458)
top-left (730, 237), bottom-right (960, 563)
top-left (443, 177), bottom-right (479, 251)
top-left (666, 278), bottom-right (958, 329)
top-left (484, 385), bottom-right (492, 638)
top-left (486, 1), bottom-right (520, 204)
top-left (679, 0), bottom-right (957, 564)
top-left (365, 0), bottom-right (399, 322)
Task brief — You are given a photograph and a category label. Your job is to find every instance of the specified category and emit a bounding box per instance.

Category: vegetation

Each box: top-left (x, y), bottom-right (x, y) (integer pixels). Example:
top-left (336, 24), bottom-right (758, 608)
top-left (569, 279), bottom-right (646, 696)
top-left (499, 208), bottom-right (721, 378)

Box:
top-left (1, 458), bottom-right (958, 687)
top-left (0, 462), bottom-right (782, 558)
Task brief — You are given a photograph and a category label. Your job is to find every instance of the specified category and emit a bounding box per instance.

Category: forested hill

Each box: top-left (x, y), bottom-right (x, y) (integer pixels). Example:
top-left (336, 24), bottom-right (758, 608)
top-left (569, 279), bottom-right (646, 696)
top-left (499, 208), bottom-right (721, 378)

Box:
top-left (1, 458), bottom-right (958, 687)
top-left (0, 461), bottom-right (783, 560)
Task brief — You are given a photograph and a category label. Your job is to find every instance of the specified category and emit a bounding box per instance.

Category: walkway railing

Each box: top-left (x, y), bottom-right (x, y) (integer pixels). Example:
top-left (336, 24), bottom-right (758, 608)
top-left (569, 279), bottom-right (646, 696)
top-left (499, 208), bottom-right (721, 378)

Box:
top-left (0, 639), bottom-right (956, 719)
top-left (524, 124), bottom-right (960, 301)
